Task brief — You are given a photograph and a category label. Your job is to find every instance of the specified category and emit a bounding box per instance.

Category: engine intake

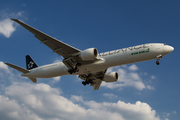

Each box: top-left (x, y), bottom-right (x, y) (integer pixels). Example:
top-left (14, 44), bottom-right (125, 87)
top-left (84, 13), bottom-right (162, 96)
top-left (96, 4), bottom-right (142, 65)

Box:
top-left (103, 72), bottom-right (119, 83)
top-left (79, 48), bottom-right (98, 61)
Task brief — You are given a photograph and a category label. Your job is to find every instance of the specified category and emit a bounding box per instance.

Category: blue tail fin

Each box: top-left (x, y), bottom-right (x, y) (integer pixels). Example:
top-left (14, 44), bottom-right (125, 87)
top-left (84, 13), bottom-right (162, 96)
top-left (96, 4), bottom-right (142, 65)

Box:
top-left (26, 55), bottom-right (38, 70)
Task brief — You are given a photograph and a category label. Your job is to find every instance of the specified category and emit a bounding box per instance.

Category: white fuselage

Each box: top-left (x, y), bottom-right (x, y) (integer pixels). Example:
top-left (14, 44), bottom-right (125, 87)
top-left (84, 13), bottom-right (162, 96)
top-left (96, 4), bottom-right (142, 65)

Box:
top-left (22, 43), bottom-right (174, 78)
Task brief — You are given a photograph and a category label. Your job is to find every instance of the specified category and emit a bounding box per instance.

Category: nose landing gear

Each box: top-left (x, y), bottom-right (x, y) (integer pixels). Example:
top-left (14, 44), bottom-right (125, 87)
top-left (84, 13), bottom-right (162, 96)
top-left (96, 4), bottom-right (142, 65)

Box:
top-left (156, 60), bottom-right (160, 65)
top-left (156, 54), bottom-right (162, 65)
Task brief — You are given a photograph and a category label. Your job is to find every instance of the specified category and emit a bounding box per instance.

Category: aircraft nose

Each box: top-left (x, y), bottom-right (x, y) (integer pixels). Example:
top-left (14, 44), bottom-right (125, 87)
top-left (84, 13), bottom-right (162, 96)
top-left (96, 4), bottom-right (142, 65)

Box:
top-left (164, 45), bottom-right (174, 53)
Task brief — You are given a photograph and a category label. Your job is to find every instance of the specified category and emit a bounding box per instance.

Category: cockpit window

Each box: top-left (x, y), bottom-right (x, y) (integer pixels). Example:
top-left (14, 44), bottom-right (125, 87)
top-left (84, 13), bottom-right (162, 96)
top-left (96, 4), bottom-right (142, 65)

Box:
top-left (164, 44), bottom-right (167, 45)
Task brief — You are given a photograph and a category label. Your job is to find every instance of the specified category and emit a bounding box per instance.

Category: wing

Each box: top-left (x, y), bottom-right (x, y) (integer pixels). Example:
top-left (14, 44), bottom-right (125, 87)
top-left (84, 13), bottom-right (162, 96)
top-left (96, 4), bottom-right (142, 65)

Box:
top-left (12, 18), bottom-right (98, 70)
top-left (11, 18), bottom-right (80, 59)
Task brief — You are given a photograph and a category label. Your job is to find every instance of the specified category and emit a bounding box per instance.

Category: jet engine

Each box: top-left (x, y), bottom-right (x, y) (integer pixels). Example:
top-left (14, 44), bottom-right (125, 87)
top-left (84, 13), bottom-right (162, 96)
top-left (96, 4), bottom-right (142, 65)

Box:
top-left (103, 72), bottom-right (119, 82)
top-left (79, 48), bottom-right (98, 61)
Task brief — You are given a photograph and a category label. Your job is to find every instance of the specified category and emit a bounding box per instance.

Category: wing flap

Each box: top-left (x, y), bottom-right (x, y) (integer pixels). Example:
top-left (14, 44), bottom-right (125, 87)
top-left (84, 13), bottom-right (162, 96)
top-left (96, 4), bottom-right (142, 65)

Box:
top-left (92, 79), bottom-right (102, 90)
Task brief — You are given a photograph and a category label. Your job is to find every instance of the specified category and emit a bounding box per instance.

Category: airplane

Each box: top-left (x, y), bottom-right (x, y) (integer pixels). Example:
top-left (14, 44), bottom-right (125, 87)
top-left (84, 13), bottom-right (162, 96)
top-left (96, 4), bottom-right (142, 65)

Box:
top-left (5, 18), bottom-right (174, 90)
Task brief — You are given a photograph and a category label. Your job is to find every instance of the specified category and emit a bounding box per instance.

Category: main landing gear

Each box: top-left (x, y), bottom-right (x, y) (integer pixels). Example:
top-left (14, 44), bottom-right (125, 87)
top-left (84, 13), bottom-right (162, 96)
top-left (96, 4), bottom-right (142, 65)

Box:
top-left (156, 54), bottom-right (162, 65)
top-left (68, 67), bottom-right (79, 74)
top-left (82, 79), bottom-right (92, 86)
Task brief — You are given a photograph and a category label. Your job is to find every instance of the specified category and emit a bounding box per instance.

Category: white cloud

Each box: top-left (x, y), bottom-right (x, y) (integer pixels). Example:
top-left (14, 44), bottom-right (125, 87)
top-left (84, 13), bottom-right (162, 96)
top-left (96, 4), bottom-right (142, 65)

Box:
top-left (71, 95), bottom-right (84, 102)
top-left (103, 66), bottom-right (146, 90)
top-left (128, 64), bottom-right (138, 71)
top-left (163, 112), bottom-right (170, 117)
top-left (0, 82), bottom-right (161, 120)
top-left (0, 9), bottom-right (24, 18)
top-left (75, 95), bottom-right (161, 120)
top-left (53, 59), bottom-right (62, 63)
top-left (0, 10), bottom-right (24, 38)
top-left (0, 95), bottom-right (41, 120)
top-left (0, 19), bottom-right (16, 38)
top-left (0, 62), bottom-right (15, 83)
top-left (103, 93), bottom-right (117, 99)
top-left (147, 85), bottom-right (154, 90)
top-left (172, 111), bottom-right (177, 114)
top-left (4, 82), bottom-right (123, 120)
top-left (162, 112), bottom-right (173, 120)
top-left (22, 4), bottom-right (27, 7)
top-left (0, 61), bottom-right (10, 72)
top-left (151, 75), bottom-right (156, 79)
top-left (51, 76), bottom-right (61, 84)
top-left (102, 65), bottom-right (156, 91)
top-left (166, 113), bottom-right (170, 117)
top-left (144, 72), bottom-right (148, 75)
top-left (1, 62), bottom-right (161, 120)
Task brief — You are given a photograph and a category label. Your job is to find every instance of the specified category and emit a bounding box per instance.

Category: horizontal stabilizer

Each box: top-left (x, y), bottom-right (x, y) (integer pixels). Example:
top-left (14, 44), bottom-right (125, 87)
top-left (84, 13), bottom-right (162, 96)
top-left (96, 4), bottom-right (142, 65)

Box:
top-left (5, 63), bottom-right (30, 73)
top-left (29, 77), bottom-right (37, 83)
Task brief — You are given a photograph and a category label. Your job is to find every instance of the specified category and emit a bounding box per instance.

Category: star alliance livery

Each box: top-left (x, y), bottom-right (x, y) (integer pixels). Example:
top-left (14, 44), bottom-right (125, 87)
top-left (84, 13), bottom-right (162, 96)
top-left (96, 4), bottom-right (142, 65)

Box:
top-left (6, 19), bottom-right (174, 90)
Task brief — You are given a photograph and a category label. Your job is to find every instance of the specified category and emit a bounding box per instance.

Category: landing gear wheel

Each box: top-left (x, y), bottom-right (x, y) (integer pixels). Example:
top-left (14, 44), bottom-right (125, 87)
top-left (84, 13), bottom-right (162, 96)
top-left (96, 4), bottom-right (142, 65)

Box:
top-left (75, 67), bottom-right (79, 72)
top-left (68, 70), bottom-right (73, 74)
top-left (73, 69), bottom-right (76, 73)
top-left (156, 60), bottom-right (160, 65)
top-left (68, 67), bottom-right (79, 74)
top-left (86, 79), bottom-right (90, 84)
top-left (82, 81), bottom-right (86, 86)
top-left (89, 79), bottom-right (92, 84)
top-left (82, 79), bottom-right (92, 86)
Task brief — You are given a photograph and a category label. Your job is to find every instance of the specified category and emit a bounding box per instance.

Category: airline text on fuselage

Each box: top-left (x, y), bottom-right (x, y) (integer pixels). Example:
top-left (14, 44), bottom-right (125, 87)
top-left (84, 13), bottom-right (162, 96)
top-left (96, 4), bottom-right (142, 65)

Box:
top-left (99, 44), bottom-right (150, 57)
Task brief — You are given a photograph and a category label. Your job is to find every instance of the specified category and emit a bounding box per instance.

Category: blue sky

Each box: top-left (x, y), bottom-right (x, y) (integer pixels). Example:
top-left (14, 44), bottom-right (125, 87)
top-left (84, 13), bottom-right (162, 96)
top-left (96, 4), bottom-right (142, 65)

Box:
top-left (0, 0), bottom-right (179, 120)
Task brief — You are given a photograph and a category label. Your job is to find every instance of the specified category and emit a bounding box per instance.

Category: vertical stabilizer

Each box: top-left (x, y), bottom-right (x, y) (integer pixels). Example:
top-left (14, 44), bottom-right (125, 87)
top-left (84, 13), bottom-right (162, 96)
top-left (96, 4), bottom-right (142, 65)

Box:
top-left (26, 55), bottom-right (38, 70)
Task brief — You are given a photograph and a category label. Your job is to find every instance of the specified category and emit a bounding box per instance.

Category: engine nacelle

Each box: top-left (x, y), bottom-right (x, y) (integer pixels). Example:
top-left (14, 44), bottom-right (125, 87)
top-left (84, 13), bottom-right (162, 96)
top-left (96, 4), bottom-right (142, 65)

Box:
top-left (79, 48), bottom-right (98, 61)
top-left (103, 72), bottom-right (119, 83)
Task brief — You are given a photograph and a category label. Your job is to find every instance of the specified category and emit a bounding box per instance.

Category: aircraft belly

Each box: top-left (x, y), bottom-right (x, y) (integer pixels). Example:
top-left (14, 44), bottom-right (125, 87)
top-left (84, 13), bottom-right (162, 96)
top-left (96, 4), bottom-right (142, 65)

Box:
top-left (77, 60), bottom-right (106, 74)
top-left (23, 62), bottom-right (69, 78)
top-left (39, 65), bottom-right (68, 78)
